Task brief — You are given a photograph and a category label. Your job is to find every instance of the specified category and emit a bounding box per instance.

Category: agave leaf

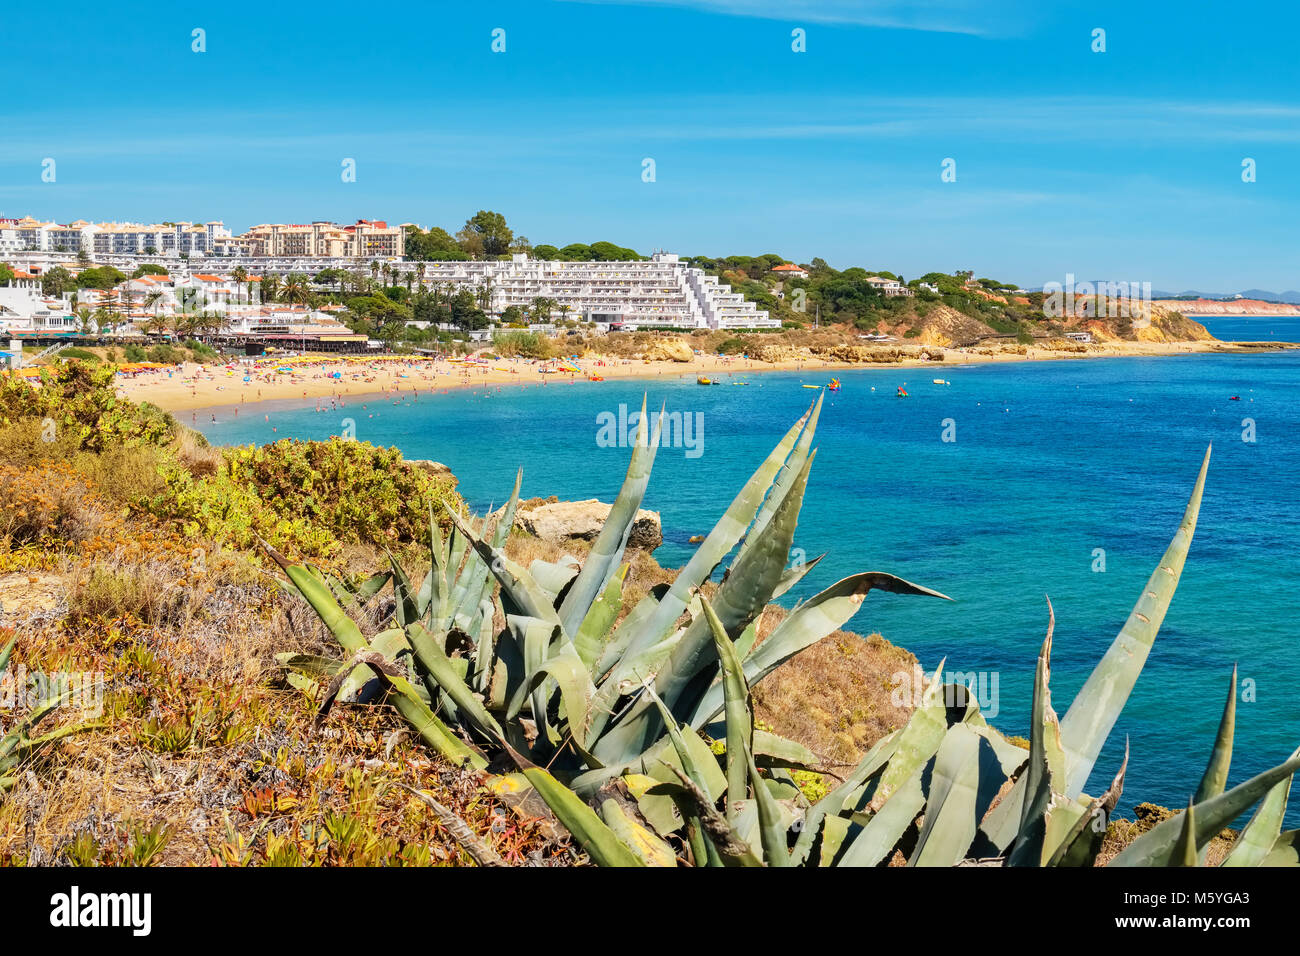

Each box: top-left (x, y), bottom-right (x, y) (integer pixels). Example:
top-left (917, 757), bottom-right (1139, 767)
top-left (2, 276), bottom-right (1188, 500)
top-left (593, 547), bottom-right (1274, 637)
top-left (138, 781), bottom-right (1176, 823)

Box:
top-left (377, 667), bottom-right (486, 770)
top-left (338, 627), bottom-right (412, 704)
top-left (446, 506), bottom-right (561, 626)
top-left (837, 768), bottom-right (925, 867)
top-left (771, 553), bottom-right (826, 600)
top-left (275, 651), bottom-right (342, 679)
top-left (751, 730), bottom-right (819, 770)
top-left (353, 570), bottom-right (393, 603)
top-left (690, 572), bottom-right (951, 729)
top-left (529, 558), bottom-right (580, 604)
top-left (449, 469), bottom-right (522, 626)
top-left (405, 622), bottom-right (503, 740)
top-left (597, 405), bottom-right (814, 690)
top-left (1008, 614), bottom-right (1066, 867)
top-left (592, 452), bottom-right (815, 765)
top-left (0, 634), bottom-right (15, 674)
top-left (1261, 830), bottom-right (1300, 866)
top-left (508, 645), bottom-right (598, 747)
top-left (600, 799), bottom-right (677, 866)
top-left (1058, 447), bottom-right (1211, 798)
top-left (386, 551), bottom-right (420, 629)
top-left (272, 558), bottom-right (486, 769)
top-left (1110, 751), bottom-right (1300, 866)
top-left (869, 660), bottom-right (950, 811)
top-left (417, 504), bottom-right (447, 623)
top-left (641, 683), bottom-right (724, 802)
top-left (573, 564), bottom-right (627, 672)
top-left (789, 731), bottom-right (901, 866)
top-left (1194, 664), bottom-right (1237, 804)
top-left (743, 736), bottom-right (790, 866)
top-left (908, 723), bottom-right (982, 866)
top-left (592, 583), bottom-right (670, 679)
top-left (558, 397), bottom-right (662, 637)
top-left (736, 391), bottom-right (821, 564)
top-left (1170, 799), bottom-right (1199, 867)
top-left (1046, 740), bottom-right (1129, 867)
top-left (701, 595), bottom-right (752, 816)
top-left (518, 765), bottom-right (643, 867)
top-left (1221, 745), bottom-right (1300, 867)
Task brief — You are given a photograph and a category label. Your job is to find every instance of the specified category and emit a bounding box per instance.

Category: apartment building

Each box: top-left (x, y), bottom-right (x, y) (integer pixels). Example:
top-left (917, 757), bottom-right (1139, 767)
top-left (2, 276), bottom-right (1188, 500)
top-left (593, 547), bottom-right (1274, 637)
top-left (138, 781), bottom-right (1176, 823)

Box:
top-left (243, 220), bottom-right (404, 258)
top-left (419, 252), bottom-right (775, 330)
top-left (1, 217), bottom-right (232, 256)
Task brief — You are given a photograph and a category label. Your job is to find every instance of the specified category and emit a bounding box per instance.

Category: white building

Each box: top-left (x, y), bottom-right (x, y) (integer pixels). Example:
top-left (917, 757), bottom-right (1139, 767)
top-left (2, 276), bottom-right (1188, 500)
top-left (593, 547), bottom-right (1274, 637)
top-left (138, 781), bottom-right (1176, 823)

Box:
top-left (864, 275), bottom-right (913, 297)
top-left (419, 253), bottom-right (775, 330)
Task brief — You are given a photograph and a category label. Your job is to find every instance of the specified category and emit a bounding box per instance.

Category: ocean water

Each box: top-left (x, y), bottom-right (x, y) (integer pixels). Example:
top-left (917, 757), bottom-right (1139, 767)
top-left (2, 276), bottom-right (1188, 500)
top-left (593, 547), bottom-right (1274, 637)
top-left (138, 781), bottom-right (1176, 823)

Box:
top-left (200, 340), bottom-right (1300, 822)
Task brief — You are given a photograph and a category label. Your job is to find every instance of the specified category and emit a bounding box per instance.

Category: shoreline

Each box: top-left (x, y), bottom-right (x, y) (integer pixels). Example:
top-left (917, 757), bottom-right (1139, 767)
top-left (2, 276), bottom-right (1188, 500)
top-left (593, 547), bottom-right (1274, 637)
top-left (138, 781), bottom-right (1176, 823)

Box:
top-left (115, 339), bottom-right (1297, 415)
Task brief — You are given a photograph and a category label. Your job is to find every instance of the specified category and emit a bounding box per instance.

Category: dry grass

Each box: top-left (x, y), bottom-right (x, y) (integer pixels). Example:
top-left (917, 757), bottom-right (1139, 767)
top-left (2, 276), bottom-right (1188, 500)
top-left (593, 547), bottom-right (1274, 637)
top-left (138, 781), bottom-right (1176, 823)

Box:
top-left (750, 606), bottom-right (918, 766)
top-left (1096, 802), bottom-right (1237, 866)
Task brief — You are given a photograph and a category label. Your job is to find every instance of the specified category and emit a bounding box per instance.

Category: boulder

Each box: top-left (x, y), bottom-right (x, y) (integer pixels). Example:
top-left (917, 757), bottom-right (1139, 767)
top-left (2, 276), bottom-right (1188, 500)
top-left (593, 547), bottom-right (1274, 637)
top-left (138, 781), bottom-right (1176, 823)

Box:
top-left (643, 338), bottom-right (693, 362)
top-left (407, 460), bottom-right (458, 487)
top-left (514, 499), bottom-right (662, 551)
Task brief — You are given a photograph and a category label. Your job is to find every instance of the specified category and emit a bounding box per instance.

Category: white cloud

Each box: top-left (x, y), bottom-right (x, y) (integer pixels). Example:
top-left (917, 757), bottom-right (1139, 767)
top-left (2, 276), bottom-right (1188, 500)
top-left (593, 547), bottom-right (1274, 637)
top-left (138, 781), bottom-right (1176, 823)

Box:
top-left (555, 0), bottom-right (1020, 36)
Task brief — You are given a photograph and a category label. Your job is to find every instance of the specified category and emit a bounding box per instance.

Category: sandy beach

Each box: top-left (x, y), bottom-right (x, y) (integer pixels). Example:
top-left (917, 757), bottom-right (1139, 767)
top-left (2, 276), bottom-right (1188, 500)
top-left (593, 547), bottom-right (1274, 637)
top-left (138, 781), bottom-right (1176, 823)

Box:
top-left (112, 339), bottom-right (1288, 416)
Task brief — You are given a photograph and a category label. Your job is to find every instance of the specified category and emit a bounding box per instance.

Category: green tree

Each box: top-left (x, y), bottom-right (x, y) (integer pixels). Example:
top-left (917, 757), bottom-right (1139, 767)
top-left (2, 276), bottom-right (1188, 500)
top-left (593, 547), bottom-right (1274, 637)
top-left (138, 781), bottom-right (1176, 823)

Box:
top-left (42, 266), bottom-right (75, 297)
top-left (458, 210), bottom-right (513, 258)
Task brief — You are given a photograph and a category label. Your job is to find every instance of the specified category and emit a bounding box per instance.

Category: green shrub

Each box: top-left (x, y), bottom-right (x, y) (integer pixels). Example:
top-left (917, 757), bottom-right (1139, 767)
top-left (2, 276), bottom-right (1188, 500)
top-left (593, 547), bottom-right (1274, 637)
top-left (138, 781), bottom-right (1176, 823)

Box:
top-left (0, 361), bottom-right (177, 452)
top-left (492, 330), bottom-right (555, 359)
top-left (58, 347), bottom-right (100, 362)
top-left (146, 344), bottom-right (186, 364)
top-left (147, 439), bottom-right (463, 560)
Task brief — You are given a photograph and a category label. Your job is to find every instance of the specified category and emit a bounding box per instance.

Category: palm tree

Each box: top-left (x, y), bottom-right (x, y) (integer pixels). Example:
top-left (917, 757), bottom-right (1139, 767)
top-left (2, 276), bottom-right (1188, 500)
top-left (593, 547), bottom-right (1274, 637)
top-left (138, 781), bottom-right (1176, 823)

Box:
top-left (370, 260), bottom-right (380, 291)
top-left (232, 265), bottom-right (249, 304)
top-left (281, 273), bottom-right (309, 306)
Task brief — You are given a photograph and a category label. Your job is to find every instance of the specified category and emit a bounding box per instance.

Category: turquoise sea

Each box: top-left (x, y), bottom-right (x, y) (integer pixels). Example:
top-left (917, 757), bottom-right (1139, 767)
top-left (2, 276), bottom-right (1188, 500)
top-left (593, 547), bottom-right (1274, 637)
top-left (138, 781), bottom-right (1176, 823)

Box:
top-left (199, 318), bottom-right (1300, 822)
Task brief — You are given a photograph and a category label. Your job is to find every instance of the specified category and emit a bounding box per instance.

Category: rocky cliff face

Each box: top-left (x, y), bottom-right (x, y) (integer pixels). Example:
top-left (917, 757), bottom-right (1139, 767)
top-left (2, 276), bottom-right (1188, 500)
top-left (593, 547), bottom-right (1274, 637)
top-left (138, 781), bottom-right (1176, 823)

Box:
top-left (511, 499), bottom-right (663, 551)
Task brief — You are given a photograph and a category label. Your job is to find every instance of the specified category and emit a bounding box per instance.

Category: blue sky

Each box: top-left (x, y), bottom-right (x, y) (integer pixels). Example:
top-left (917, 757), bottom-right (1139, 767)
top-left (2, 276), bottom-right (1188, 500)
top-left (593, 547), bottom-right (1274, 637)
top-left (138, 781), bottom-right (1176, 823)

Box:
top-left (3, 0), bottom-right (1298, 290)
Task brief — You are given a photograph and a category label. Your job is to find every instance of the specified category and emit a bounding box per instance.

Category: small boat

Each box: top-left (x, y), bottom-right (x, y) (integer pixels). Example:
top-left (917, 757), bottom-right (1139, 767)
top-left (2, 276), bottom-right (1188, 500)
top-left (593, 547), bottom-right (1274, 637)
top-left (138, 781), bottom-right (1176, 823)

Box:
top-left (896, 387), bottom-right (909, 398)
top-left (933, 379), bottom-right (950, 385)
top-left (827, 378), bottom-right (841, 392)
top-left (697, 377), bottom-right (712, 385)
top-left (1229, 395), bottom-right (1241, 401)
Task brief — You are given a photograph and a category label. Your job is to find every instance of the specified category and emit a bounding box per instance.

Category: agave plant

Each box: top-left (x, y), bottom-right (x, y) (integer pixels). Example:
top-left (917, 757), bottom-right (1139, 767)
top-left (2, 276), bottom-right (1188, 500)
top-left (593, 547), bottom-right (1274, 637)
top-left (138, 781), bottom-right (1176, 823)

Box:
top-left (271, 395), bottom-right (944, 784)
top-left (511, 446), bottom-right (1300, 866)
top-left (0, 635), bottom-right (96, 794)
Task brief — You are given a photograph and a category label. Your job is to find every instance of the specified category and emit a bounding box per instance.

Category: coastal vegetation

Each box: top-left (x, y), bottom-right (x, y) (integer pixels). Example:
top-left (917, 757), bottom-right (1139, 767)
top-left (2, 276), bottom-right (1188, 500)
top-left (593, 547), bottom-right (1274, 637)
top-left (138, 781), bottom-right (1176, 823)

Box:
top-left (1, 363), bottom-right (1293, 867)
top-left (269, 391), bottom-right (1300, 867)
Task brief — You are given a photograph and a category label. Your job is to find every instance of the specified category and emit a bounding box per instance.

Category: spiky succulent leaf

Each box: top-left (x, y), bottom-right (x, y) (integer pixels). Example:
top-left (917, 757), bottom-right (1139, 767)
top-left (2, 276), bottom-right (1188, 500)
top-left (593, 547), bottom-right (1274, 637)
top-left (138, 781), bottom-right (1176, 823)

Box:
top-left (1194, 665), bottom-right (1237, 804)
top-left (690, 572), bottom-right (951, 729)
top-left (1058, 447), bottom-right (1211, 798)
top-left (1110, 752), bottom-right (1300, 866)
top-left (1220, 745), bottom-right (1299, 867)
top-left (908, 723), bottom-right (982, 866)
top-left (558, 397), bottom-right (661, 637)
